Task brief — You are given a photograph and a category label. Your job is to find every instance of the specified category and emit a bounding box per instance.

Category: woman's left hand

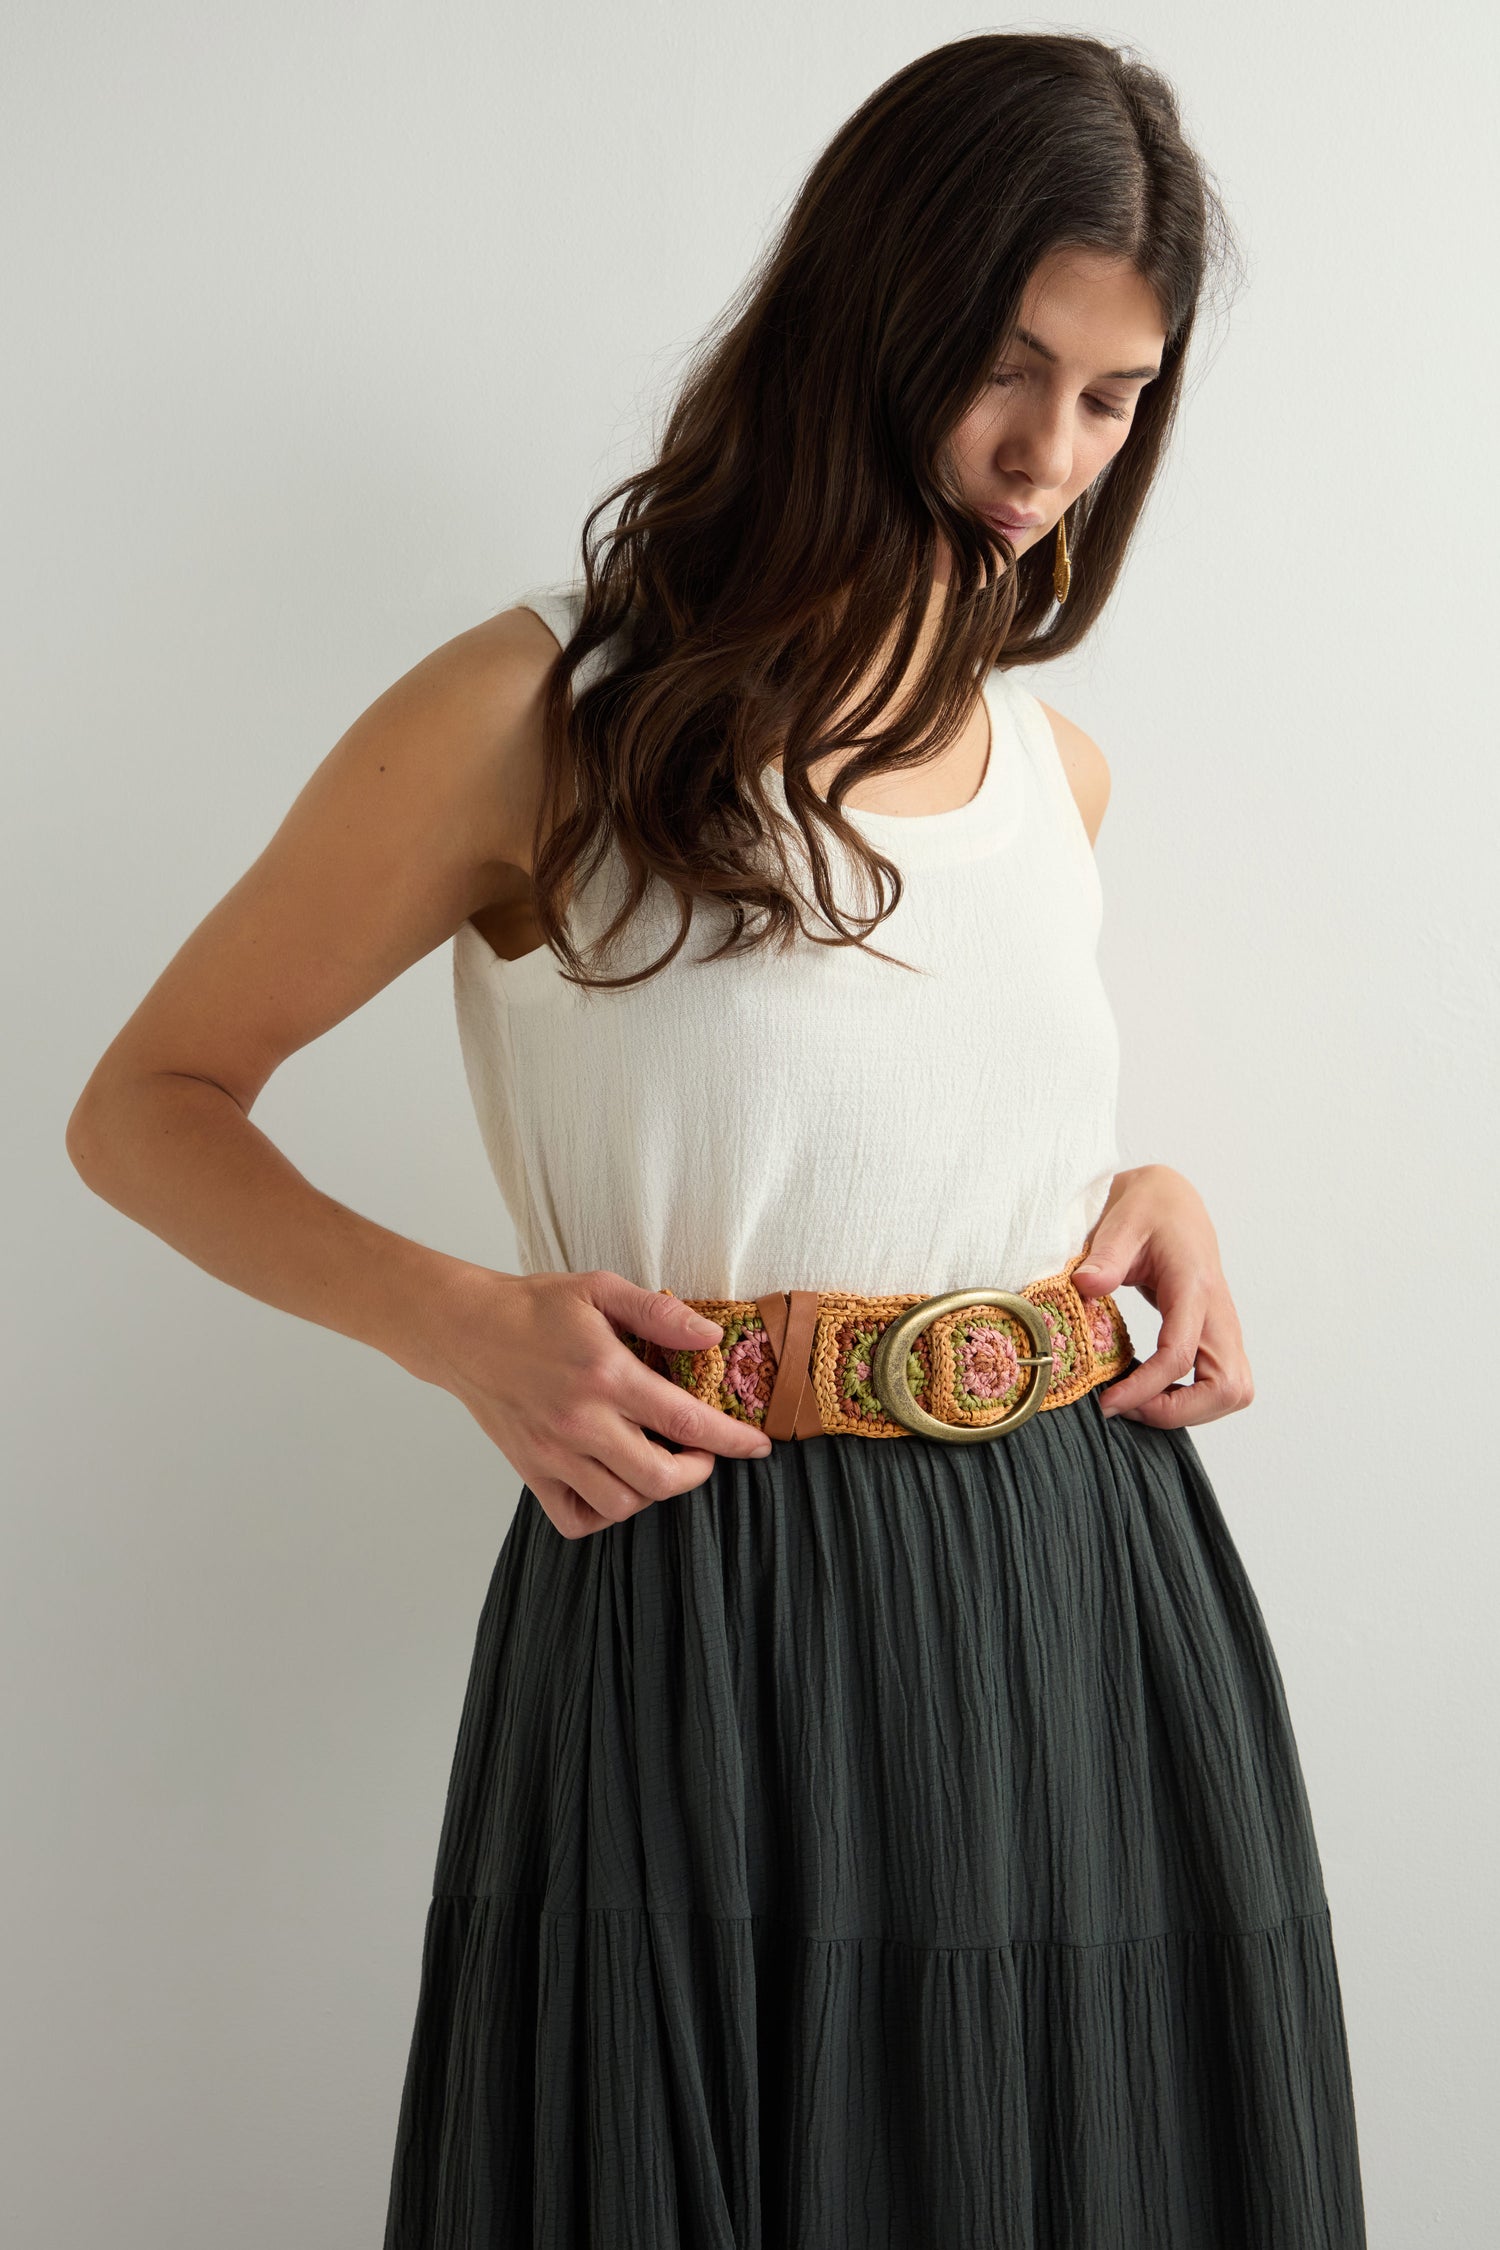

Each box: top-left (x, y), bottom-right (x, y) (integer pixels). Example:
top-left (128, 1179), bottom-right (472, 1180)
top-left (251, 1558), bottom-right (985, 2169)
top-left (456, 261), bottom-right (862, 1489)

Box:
top-left (1070, 1163), bottom-right (1255, 1427)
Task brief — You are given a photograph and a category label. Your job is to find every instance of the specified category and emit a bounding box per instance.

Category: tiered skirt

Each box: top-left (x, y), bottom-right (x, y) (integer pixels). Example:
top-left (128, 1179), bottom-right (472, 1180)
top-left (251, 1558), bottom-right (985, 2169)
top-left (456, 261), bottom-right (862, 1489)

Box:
top-left (382, 1386), bottom-right (1367, 2249)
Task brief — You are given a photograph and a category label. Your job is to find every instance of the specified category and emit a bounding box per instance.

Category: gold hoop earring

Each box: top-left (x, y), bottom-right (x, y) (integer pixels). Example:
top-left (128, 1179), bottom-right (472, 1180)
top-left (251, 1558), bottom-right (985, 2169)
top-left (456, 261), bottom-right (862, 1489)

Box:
top-left (1053, 510), bottom-right (1072, 605)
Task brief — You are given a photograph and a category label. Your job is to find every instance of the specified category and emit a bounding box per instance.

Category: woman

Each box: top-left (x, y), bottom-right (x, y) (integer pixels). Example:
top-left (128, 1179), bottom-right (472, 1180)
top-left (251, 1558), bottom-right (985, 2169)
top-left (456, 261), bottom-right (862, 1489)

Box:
top-left (67, 31), bottom-right (1367, 2250)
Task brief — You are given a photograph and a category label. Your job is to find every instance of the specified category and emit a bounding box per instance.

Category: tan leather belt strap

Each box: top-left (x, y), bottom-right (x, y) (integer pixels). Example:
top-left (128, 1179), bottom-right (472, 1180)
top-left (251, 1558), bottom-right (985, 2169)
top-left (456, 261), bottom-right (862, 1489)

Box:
top-left (753, 1288), bottom-right (825, 1440)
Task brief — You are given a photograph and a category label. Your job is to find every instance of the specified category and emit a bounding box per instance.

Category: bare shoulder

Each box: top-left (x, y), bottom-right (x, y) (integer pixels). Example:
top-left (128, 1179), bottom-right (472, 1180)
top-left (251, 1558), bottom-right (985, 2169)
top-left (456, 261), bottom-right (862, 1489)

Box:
top-left (416, 599), bottom-right (565, 875)
top-left (1032, 699), bottom-right (1112, 847)
top-left (68, 600), bottom-right (564, 1121)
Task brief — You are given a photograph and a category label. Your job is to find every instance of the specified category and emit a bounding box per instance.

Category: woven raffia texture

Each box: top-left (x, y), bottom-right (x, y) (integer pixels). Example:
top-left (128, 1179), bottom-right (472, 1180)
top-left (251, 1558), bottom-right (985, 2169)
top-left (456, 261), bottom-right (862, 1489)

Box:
top-left (621, 1255), bottom-right (1133, 1438)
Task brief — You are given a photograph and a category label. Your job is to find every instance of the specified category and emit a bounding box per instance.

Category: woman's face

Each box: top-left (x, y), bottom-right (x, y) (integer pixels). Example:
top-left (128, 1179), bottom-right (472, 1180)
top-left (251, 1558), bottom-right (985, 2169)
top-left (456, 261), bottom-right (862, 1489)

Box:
top-left (945, 246), bottom-right (1167, 565)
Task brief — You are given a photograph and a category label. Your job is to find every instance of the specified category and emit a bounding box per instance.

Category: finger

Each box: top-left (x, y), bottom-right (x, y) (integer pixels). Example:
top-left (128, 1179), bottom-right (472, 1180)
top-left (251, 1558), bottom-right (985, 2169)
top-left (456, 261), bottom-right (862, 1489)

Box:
top-left (529, 1361), bottom-right (770, 1520)
top-left (530, 1438), bottom-right (705, 1531)
top-left (1111, 1377), bottom-right (1213, 1428)
top-left (565, 1443), bottom-right (718, 1520)
top-left (1097, 1303), bottom-right (1206, 1417)
top-left (587, 1270), bottom-right (731, 1356)
top-left (530, 1464), bottom-right (702, 1542)
top-left (527, 1473), bottom-right (618, 1541)
top-left (1071, 1239), bottom-right (1139, 1295)
top-left (1106, 1338), bottom-right (1254, 1429)
top-left (593, 1421), bottom-right (727, 1504)
top-left (534, 1371), bottom-right (746, 1509)
top-left (614, 1358), bottom-right (775, 1460)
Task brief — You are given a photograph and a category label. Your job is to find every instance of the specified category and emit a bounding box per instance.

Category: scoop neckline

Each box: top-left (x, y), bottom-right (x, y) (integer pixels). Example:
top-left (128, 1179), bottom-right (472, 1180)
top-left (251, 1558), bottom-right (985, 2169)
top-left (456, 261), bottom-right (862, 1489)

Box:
top-left (764, 669), bottom-right (1019, 866)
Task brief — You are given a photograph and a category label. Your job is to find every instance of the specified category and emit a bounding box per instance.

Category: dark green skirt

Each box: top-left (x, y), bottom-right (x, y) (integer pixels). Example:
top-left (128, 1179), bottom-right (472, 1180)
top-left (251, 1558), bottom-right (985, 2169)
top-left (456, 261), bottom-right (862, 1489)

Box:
top-left (381, 1385), bottom-right (1367, 2249)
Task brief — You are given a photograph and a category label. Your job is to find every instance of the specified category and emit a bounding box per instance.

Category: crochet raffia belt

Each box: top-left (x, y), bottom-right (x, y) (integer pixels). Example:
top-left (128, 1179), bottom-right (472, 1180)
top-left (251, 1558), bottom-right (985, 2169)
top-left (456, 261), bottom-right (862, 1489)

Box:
top-left (622, 1253), bottom-right (1137, 1444)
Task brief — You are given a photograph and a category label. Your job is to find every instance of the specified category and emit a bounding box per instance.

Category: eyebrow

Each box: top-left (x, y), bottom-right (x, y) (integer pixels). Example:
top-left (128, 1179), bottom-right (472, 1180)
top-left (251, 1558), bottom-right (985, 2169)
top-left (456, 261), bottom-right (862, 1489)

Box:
top-left (1013, 325), bottom-right (1162, 382)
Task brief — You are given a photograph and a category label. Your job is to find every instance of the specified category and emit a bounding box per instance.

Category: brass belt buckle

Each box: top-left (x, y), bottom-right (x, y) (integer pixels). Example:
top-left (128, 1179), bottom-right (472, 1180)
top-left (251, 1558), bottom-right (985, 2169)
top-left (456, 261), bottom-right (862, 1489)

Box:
top-left (869, 1288), bottom-right (1054, 1443)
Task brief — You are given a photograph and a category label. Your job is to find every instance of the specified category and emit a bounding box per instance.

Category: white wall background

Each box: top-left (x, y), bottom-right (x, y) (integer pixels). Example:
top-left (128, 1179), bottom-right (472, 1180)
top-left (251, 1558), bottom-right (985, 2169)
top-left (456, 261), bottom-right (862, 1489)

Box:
top-left (5, 3), bottom-right (1495, 2243)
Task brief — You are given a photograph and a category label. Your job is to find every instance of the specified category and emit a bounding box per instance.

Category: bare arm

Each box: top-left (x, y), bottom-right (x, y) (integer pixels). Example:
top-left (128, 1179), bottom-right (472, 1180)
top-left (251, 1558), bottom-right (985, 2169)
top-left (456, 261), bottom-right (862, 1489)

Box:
top-left (65, 605), bottom-right (554, 1386)
top-left (65, 603), bottom-right (772, 1535)
top-left (1029, 703), bottom-right (1256, 1426)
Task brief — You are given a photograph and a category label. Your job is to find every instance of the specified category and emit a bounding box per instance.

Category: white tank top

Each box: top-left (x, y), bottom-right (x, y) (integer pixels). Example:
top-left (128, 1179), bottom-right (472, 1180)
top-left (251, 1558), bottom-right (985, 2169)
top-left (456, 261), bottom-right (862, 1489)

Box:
top-left (452, 580), bottom-right (1122, 1299)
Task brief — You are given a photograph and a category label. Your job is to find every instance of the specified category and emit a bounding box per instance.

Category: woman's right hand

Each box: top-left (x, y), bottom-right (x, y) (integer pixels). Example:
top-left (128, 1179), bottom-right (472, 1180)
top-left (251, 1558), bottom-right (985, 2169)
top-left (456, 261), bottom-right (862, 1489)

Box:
top-left (430, 1265), bottom-right (774, 1539)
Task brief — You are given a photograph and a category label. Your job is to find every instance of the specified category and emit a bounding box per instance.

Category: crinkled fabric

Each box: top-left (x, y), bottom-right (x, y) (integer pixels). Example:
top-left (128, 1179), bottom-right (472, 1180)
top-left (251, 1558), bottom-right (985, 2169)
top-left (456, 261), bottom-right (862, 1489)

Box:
top-left (382, 1388), bottom-right (1367, 2250)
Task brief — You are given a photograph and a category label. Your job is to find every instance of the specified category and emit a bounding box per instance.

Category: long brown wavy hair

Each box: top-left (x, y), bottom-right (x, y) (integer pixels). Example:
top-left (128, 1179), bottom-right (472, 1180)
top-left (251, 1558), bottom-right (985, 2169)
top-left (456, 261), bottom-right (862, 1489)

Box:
top-left (524, 31), bottom-right (1241, 992)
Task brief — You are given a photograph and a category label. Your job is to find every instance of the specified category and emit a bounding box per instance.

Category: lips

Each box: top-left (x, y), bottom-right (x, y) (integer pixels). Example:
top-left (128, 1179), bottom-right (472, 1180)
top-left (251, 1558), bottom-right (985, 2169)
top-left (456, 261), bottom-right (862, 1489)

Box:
top-left (983, 509), bottom-right (1043, 532)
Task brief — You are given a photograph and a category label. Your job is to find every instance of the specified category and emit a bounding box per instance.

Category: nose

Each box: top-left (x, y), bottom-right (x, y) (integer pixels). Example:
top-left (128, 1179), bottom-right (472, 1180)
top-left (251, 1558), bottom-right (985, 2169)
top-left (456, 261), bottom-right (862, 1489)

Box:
top-left (995, 396), bottom-right (1074, 498)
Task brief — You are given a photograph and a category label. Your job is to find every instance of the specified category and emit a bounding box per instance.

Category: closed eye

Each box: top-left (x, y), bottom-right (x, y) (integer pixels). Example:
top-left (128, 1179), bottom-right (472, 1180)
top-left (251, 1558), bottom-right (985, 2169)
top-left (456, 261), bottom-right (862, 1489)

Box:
top-left (989, 371), bottom-right (1131, 423)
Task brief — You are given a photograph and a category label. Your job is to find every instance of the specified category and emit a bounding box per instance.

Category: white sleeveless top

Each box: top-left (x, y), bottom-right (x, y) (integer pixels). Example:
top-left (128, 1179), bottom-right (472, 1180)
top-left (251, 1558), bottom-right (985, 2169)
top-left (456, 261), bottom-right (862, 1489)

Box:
top-left (452, 580), bottom-right (1122, 1300)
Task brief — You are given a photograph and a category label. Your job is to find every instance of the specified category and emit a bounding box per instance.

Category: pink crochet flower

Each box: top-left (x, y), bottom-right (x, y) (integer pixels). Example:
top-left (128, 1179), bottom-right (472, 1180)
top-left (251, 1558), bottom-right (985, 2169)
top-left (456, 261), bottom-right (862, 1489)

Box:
top-left (724, 1330), bottom-right (775, 1414)
top-left (959, 1323), bottom-right (1022, 1402)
